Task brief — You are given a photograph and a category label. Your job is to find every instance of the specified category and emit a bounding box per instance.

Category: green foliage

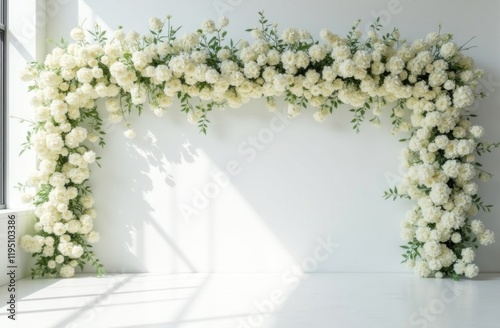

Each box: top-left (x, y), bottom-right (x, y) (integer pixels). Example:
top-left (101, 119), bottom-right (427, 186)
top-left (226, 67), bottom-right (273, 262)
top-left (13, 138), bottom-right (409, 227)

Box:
top-left (383, 187), bottom-right (410, 201)
top-left (472, 194), bottom-right (493, 212)
top-left (88, 24), bottom-right (108, 45)
top-left (400, 239), bottom-right (423, 263)
top-left (350, 106), bottom-right (367, 133)
top-left (476, 142), bottom-right (500, 156)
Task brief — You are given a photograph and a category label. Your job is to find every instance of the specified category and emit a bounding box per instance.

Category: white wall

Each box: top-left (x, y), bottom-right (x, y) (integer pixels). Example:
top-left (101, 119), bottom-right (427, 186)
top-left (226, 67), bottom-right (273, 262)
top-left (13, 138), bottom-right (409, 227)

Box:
top-left (44, 0), bottom-right (500, 273)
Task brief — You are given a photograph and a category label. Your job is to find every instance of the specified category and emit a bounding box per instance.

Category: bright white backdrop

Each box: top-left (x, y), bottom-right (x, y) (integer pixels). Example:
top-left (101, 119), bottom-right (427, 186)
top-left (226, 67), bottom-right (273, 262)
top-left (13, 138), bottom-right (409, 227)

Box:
top-left (39, 0), bottom-right (500, 273)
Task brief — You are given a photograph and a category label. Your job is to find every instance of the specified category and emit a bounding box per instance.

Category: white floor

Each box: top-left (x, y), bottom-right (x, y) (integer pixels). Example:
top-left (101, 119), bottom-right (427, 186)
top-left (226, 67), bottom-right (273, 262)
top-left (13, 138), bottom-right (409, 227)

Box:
top-left (0, 273), bottom-right (499, 328)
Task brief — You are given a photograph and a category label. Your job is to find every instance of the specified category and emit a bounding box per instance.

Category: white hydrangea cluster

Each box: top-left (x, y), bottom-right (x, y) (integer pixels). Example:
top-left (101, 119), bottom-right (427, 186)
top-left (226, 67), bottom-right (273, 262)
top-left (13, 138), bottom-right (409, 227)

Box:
top-left (20, 14), bottom-right (495, 279)
top-left (397, 75), bottom-right (494, 278)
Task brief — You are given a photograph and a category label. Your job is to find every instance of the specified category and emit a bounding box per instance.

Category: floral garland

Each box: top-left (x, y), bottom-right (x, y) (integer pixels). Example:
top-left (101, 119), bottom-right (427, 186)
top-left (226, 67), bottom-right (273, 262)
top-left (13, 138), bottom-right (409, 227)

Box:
top-left (18, 13), bottom-right (498, 279)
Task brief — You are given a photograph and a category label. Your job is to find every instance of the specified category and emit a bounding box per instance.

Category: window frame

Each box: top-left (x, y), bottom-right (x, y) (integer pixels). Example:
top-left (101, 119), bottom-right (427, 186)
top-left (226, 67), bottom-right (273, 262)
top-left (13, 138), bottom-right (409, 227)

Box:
top-left (0, 0), bottom-right (6, 209)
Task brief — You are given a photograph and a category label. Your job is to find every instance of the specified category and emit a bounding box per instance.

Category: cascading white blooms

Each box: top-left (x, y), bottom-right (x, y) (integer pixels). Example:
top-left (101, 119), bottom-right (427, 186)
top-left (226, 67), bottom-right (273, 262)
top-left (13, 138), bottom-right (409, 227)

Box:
top-left (19, 13), bottom-right (497, 279)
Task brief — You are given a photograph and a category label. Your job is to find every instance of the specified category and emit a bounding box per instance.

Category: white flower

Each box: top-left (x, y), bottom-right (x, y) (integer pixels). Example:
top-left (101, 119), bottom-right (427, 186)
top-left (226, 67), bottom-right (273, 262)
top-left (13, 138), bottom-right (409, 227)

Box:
top-left (153, 107), bottom-right (166, 117)
top-left (77, 68), bottom-right (94, 83)
top-left (65, 127), bottom-right (88, 148)
top-left (243, 61), bottom-right (261, 79)
top-left (451, 233), bottom-right (462, 243)
top-left (295, 51), bottom-right (309, 69)
top-left (453, 86), bottom-right (474, 108)
top-left (466, 204), bottom-right (478, 217)
top-left (442, 160), bottom-right (460, 178)
top-left (179, 32), bottom-right (200, 50)
top-left (61, 211), bottom-right (75, 221)
top-left (470, 125), bottom-right (484, 138)
top-left (440, 42), bottom-right (458, 59)
top-left (464, 264), bottom-right (479, 278)
top-left (453, 126), bottom-right (466, 139)
top-left (319, 28), bottom-right (337, 44)
top-left (69, 153), bottom-right (85, 167)
top-left (462, 182), bottom-right (478, 196)
top-left (386, 56), bottom-right (405, 75)
top-left (478, 229), bottom-right (495, 246)
top-left (460, 70), bottom-right (474, 83)
top-left (132, 52), bottom-right (152, 71)
top-left (219, 16), bottom-right (229, 28)
top-left (124, 128), bottom-right (136, 139)
top-left (70, 245), bottom-right (84, 259)
top-left (60, 264), bottom-right (75, 278)
top-left (53, 222), bottom-right (67, 236)
top-left (461, 247), bottom-right (475, 263)
top-left (479, 171), bottom-right (491, 182)
top-left (156, 65), bottom-right (173, 82)
top-left (20, 193), bottom-right (33, 204)
top-left (149, 17), bottom-right (163, 32)
top-left (202, 19), bottom-right (216, 34)
top-left (282, 28), bottom-right (299, 44)
top-left (424, 241), bottom-right (441, 257)
top-left (187, 111), bottom-right (200, 124)
top-left (308, 44), bottom-right (327, 62)
top-left (20, 235), bottom-right (45, 253)
top-left (83, 151), bottom-right (96, 164)
top-left (113, 28), bottom-right (125, 41)
top-left (81, 195), bottom-right (95, 209)
top-left (88, 133), bottom-right (99, 144)
top-left (456, 139), bottom-right (475, 156)
top-left (401, 228), bottom-right (414, 242)
top-left (265, 97), bottom-right (276, 111)
top-left (313, 110), bottom-right (328, 123)
top-left (45, 236), bottom-right (55, 246)
top-left (45, 133), bottom-right (65, 151)
top-left (416, 226), bottom-right (431, 242)
top-left (414, 261), bottom-right (431, 277)
top-left (429, 70), bottom-right (447, 87)
top-left (70, 27), bottom-right (86, 41)
top-left (453, 261), bottom-right (466, 274)
top-left (434, 135), bottom-right (449, 149)
top-left (287, 104), bottom-right (301, 118)
top-left (429, 182), bottom-right (451, 205)
top-left (55, 255), bottom-right (65, 264)
top-left (250, 28), bottom-right (263, 40)
top-left (67, 220), bottom-right (82, 234)
top-left (86, 231), bottom-right (101, 244)
top-left (470, 220), bottom-right (485, 235)
top-left (338, 59), bottom-right (356, 78)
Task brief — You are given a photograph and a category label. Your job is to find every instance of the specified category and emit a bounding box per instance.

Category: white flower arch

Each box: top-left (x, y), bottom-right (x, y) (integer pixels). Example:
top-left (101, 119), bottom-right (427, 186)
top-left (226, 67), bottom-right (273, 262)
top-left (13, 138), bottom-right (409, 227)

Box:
top-left (19, 13), bottom-right (497, 279)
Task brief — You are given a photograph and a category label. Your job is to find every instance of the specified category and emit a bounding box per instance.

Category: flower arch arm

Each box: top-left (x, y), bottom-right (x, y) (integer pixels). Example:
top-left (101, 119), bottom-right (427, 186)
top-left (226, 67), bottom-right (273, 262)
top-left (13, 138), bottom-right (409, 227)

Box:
top-left (18, 12), bottom-right (498, 279)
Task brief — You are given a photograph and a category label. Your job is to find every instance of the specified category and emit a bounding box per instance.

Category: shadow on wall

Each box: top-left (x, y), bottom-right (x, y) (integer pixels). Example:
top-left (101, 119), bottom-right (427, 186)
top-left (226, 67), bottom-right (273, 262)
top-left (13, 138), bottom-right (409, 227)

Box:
top-left (89, 109), bottom-right (201, 273)
top-left (88, 93), bottom-right (407, 275)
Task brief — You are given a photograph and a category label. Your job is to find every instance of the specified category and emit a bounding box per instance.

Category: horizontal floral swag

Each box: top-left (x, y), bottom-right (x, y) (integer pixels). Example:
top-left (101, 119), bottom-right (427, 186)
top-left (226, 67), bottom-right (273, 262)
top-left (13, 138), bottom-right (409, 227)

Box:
top-left (19, 12), bottom-right (498, 279)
